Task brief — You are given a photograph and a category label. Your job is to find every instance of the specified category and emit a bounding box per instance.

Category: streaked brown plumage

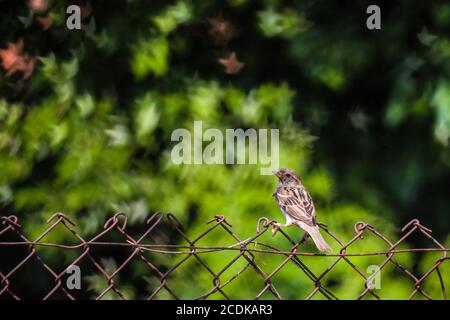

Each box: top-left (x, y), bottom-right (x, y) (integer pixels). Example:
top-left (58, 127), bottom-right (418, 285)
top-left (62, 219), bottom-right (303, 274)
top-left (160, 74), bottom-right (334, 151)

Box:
top-left (272, 168), bottom-right (332, 252)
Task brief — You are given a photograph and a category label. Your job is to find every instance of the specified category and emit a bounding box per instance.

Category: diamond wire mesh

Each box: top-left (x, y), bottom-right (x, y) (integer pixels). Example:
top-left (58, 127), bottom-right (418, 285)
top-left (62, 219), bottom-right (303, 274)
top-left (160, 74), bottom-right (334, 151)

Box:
top-left (0, 212), bottom-right (448, 300)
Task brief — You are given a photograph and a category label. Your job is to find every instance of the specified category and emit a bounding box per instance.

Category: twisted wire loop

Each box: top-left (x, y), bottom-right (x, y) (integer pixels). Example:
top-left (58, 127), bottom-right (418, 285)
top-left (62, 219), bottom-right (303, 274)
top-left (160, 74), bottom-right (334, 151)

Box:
top-left (0, 212), bottom-right (449, 300)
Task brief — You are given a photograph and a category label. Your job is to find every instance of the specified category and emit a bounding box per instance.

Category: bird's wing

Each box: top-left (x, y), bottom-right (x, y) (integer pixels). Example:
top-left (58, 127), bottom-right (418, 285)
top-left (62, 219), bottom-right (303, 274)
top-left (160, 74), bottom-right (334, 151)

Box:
top-left (274, 185), bottom-right (316, 226)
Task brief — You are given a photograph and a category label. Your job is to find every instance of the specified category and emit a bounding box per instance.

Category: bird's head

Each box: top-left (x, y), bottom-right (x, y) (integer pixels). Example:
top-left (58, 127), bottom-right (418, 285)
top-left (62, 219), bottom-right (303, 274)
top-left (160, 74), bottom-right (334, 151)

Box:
top-left (272, 168), bottom-right (302, 185)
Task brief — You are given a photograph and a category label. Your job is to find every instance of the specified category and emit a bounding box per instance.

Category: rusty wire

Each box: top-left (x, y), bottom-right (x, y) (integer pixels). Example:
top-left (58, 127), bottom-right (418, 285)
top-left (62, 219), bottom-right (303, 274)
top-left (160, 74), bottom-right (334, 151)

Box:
top-left (0, 212), bottom-right (448, 300)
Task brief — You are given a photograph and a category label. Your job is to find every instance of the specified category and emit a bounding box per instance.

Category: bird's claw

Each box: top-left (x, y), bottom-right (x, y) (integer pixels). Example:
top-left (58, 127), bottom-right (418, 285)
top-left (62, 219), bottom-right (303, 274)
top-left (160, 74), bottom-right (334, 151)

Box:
top-left (271, 223), bottom-right (280, 237)
top-left (299, 232), bottom-right (310, 244)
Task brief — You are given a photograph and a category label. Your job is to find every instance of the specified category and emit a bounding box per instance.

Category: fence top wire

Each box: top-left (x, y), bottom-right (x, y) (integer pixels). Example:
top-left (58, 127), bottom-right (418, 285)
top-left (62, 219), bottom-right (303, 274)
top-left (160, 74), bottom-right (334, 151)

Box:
top-left (0, 212), bottom-right (449, 300)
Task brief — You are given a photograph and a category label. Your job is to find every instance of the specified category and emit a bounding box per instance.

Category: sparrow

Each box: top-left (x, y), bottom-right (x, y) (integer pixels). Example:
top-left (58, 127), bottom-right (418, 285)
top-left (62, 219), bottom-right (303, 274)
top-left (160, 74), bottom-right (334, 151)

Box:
top-left (272, 168), bottom-right (332, 252)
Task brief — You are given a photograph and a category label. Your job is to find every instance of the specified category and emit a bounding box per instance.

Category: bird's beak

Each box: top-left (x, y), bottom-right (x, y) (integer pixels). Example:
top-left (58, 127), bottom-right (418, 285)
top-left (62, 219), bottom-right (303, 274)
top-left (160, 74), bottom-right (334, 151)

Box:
top-left (272, 170), bottom-right (281, 179)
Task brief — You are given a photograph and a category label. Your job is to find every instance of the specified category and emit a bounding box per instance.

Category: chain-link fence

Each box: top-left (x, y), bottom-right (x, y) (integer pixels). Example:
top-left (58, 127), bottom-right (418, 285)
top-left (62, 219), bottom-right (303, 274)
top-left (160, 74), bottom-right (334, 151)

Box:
top-left (1, 212), bottom-right (448, 300)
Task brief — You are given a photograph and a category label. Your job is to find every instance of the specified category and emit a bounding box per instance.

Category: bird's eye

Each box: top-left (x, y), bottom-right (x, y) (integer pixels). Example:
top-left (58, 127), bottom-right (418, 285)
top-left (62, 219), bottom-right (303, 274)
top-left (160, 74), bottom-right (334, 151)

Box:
top-left (285, 173), bottom-right (291, 177)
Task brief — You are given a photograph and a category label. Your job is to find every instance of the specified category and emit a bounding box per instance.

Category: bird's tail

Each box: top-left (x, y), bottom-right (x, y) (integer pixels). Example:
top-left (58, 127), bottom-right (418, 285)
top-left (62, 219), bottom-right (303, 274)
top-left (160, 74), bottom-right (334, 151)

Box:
top-left (296, 222), bottom-right (332, 252)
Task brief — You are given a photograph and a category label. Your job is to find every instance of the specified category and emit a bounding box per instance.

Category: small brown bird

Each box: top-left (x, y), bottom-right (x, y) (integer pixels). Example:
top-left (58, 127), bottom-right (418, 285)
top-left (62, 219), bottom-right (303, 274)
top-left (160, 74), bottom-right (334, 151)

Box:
top-left (272, 168), bottom-right (332, 252)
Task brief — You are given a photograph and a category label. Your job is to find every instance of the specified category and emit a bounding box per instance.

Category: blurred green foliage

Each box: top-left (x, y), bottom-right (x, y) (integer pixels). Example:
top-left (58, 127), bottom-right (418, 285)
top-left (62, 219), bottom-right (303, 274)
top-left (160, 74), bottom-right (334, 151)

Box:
top-left (0, 0), bottom-right (449, 299)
